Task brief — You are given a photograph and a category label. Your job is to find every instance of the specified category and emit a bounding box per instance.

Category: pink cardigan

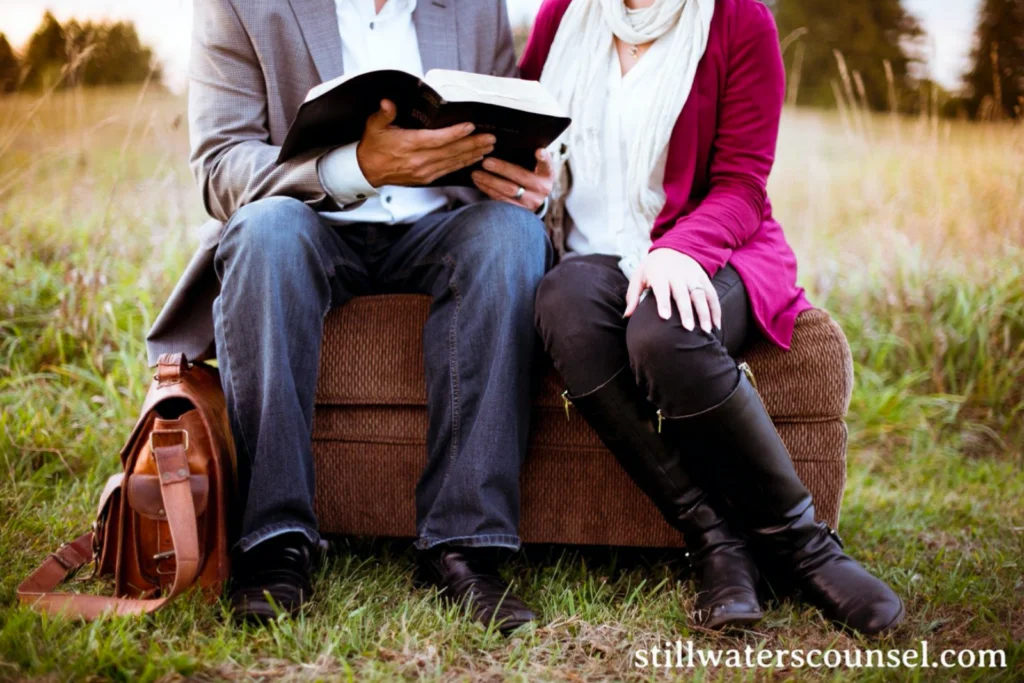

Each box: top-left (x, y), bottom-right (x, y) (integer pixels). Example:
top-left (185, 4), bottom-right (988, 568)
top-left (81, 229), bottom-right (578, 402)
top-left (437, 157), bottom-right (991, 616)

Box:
top-left (520, 0), bottom-right (812, 349)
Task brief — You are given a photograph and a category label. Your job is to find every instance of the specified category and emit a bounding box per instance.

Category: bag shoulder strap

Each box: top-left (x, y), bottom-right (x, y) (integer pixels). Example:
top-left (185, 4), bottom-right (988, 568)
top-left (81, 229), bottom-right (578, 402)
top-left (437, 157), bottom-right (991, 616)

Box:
top-left (17, 440), bottom-right (202, 619)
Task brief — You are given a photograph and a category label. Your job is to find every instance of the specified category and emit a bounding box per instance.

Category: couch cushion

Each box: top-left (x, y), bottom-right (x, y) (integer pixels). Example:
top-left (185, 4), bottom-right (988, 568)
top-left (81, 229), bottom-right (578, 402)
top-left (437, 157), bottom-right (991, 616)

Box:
top-left (311, 421), bottom-right (847, 543)
top-left (312, 295), bottom-right (851, 544)
top-left (316, 296), bottom-right (853, 421)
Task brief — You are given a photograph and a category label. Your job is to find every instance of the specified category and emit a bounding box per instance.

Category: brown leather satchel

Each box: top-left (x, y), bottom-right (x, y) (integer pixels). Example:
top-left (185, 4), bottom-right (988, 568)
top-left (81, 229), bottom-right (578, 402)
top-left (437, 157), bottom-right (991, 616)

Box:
top-left (18, 353), bottom-right (237, 620)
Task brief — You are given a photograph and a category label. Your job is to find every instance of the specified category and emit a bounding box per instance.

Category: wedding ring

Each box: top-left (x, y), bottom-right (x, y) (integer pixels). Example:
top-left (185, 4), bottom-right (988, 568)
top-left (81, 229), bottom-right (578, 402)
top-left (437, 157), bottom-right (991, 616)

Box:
top-left (688, 284), bottom-right (705, 293)
top-left (514, 186), bottom-right (526, 200)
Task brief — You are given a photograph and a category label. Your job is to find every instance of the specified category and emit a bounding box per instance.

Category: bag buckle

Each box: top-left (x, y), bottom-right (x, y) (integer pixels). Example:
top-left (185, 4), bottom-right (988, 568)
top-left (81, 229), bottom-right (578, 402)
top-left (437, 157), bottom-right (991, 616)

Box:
top-left (48, 543), bottom-right (75, 572)
top-left (87, 521), bottom-right (104, 579)
top-left (48, 543), bottom-right (88, 581)
top-left (154, 550), bottom-right (177, 575)
top-left (149, 429), bottom-right (189, 453)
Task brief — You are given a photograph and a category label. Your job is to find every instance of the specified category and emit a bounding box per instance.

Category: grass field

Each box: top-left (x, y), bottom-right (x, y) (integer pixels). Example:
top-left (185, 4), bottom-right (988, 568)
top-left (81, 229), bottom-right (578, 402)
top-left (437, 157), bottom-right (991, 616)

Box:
top-left (1, 87), bottom-right (1022, 681)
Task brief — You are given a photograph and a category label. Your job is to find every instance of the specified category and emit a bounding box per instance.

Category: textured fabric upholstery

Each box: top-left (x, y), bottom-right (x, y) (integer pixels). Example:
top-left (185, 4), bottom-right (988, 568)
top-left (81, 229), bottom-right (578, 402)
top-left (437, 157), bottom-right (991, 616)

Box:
top-left (313, 296), bottom-right (854, 547)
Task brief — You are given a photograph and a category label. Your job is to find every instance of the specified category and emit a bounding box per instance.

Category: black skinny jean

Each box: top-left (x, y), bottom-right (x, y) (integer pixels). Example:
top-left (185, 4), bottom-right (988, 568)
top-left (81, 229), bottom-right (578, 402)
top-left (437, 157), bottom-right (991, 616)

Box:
top-left (534, 254), bottom-right (753, 416)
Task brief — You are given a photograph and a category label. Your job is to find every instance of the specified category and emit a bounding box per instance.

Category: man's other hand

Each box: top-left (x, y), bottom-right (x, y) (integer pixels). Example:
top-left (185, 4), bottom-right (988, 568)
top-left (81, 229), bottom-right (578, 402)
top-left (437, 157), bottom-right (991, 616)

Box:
top-left (470, 148), bottom-right (554, 213)
top-left (356, 99), bottom-right (496, 187)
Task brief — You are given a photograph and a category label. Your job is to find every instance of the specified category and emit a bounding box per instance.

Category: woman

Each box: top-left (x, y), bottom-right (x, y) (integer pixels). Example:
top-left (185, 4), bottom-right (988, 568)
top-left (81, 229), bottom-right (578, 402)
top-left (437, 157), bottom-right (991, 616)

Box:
top-left (518, 0), bottom-right (904, 634)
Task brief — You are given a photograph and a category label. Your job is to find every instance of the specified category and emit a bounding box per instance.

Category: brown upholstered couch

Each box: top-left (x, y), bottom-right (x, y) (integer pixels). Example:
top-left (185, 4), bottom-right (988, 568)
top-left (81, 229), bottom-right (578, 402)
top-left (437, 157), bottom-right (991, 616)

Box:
top-left (312, 296), bottom-right (854, 547)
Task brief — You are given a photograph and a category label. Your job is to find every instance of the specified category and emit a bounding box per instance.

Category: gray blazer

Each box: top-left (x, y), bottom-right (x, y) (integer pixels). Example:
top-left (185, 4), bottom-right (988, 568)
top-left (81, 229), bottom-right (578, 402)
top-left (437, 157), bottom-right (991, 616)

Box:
top-left (146, 0), bottom-right (519, 365)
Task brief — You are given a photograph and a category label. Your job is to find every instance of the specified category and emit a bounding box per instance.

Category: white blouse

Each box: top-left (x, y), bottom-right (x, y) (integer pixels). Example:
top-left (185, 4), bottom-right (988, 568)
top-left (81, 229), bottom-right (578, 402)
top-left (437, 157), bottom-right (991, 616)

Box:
top-left (563, 39), bottom-right (671, 278)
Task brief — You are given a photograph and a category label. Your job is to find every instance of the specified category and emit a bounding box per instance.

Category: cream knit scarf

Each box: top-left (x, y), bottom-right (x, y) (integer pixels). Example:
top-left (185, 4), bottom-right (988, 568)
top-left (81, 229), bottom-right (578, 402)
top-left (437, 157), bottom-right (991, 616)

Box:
top-left (539, 0), bottom-right (714, 255)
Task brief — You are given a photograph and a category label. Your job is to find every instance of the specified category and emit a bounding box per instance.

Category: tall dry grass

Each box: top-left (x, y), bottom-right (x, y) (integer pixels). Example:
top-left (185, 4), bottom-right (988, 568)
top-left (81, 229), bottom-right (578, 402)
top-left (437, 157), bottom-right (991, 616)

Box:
top-left (770, 106), bottom-right (1024, 452)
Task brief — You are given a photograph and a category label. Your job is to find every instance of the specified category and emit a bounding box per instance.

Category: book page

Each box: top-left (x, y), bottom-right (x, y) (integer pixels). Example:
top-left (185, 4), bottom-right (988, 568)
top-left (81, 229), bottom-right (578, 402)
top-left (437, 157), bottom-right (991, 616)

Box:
top-left (305, 72), bottom-right (354, 103)
top-left (304, 68), bottom-right (419, 103)
top-left (424, 70), bottom-right (566, 118)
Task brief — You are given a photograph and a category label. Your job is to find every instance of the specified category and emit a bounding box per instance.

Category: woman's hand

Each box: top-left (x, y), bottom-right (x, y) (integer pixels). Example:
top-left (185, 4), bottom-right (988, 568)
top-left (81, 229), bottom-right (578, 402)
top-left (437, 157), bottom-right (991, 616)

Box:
top-left (624, 249), bottom-right (722, 333)
top-left (470, 148), bottom-right (555, 212)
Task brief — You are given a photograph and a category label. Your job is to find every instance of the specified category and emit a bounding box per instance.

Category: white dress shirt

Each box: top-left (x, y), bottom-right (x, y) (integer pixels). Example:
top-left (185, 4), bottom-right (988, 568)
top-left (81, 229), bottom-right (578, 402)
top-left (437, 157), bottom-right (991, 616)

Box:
top-left (317, 0), bottom-right (450, 224)
top-left (564, 43), bottom-right (669, 277)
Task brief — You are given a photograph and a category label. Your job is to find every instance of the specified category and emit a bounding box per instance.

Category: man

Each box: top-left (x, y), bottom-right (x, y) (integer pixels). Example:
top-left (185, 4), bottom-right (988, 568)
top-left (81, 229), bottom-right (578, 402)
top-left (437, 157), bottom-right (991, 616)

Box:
top-left (147, 0), bottom-right (556, 632)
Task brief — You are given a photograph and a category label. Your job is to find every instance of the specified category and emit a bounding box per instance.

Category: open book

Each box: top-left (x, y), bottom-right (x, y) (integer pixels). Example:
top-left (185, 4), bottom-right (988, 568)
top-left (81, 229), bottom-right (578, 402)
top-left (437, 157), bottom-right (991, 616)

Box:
top-left (277, 69), bottom-right (571, 187)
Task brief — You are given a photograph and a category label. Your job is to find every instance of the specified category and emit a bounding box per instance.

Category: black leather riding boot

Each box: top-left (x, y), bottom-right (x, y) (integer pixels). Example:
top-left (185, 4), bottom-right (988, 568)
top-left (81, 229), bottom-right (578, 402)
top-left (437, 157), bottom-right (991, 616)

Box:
top-left (567, 368), bottom-right (762, 630)
top-left (662, 372), bottom-right (905, 636)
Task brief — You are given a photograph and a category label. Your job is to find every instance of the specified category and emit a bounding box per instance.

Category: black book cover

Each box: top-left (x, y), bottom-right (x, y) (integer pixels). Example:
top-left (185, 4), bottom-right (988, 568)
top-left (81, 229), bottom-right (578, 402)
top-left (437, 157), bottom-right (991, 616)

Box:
top-left (277, 70), bottom-right (571, 187)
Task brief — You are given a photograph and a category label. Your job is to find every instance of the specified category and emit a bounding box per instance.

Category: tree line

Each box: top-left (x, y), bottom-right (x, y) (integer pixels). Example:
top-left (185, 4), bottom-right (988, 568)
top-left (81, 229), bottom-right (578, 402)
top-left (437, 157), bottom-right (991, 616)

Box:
top-left (0, 12), bottom-right (159, 93)
top-left (2, 3), bottom-right (1021, 120)
top-left (769, 0), bottom-right (1022, 119)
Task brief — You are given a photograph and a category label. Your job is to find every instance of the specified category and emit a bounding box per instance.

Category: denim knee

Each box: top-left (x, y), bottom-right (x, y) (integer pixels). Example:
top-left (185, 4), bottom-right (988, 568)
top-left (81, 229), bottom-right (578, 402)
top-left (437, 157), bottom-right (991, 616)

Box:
top-left (453, 201), bottom-right (551, 285)
top-left (218, 197), bottom-right (324, 267)
top-left (213, 196), bottom-right (335, 339)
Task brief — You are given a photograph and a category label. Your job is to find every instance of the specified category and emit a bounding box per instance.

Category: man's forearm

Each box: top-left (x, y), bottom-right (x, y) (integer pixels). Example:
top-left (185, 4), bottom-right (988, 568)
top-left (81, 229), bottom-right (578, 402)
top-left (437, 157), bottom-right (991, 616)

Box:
top-left (193, 139), bottom-right (334, 222)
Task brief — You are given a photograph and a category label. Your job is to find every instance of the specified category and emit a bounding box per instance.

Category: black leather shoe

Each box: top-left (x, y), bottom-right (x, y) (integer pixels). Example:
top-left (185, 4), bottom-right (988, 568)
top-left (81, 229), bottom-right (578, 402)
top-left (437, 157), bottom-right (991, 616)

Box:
top-left (682, 502), bottom-right (765, 630)
top-left (228, 533), bottom-right (314, 624)
top-left (783, 507), bottom-right (906, 636)
top-left (418, 547), bottom-right (535, 635)
top-left (663, 372), bottom-right (905, 636)
top-left (566, 368), bottom-right (763, 630)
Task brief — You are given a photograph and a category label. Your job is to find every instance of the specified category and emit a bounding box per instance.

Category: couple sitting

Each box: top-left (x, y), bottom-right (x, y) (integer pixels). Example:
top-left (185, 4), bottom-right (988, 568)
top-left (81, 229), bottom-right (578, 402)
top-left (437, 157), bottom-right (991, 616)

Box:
top-left (148, 0), bottom-right (903, 636)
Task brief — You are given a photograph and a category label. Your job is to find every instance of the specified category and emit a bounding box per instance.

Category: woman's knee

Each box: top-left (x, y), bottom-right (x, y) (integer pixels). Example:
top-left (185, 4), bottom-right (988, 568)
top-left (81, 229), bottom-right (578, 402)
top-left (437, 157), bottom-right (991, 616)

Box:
top-left (535, 262), bottom-right (607, 345)
top-left (536, 272), bottom-right (583, 348)
top-left (535, 261), bottom-right (629, 390)
top-left (626, 299), bottom-right (737, 414)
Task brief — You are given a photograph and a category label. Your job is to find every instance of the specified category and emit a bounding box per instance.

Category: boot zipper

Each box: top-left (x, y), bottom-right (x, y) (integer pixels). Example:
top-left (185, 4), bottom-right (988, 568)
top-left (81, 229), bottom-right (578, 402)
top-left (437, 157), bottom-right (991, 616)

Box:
top-left (561, 390), bottom-right (572, 421)
top-left (649, 368), bottom-right (753, 435)
top-left (738, 362), bottom-right (757, 390)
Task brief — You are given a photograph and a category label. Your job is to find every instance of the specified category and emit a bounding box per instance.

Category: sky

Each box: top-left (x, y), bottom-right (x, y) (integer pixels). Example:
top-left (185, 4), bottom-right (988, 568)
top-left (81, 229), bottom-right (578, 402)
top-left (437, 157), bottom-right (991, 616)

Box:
top-left (1, 0), bottom-right (981, 92)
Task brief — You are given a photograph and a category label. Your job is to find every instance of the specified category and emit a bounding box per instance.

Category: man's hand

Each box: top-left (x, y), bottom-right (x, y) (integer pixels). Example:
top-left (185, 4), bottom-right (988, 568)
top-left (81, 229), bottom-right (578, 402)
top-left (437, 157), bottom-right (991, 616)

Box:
top-left (624, 249), bottom-right (722, 334)
top-left (470, 148), bottom-right (555, 212)
top-left (356, 100), bottom-right (497, 187)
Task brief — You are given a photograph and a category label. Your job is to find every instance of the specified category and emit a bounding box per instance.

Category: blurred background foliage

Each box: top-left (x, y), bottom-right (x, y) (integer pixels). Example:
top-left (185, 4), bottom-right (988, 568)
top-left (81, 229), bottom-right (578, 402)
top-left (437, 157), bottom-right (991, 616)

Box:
top-left (0, 11), bottom-right (159, 93)
top-left (769, 0), bottom-right (1024, 119)
top-left (964, 0), bottom-right (1024, 119)
top-left (1, 2), bottom-right (1022, 119)
top-left (768, 0), bottom-right (927, 111)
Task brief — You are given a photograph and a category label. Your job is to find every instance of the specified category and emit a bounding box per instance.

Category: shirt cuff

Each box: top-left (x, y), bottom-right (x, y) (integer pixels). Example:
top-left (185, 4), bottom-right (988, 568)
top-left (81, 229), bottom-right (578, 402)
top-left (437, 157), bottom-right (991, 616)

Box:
top-left (317, 143), bottom-right (379, 207)
top-left (535, 196), bottom-right (550, 219)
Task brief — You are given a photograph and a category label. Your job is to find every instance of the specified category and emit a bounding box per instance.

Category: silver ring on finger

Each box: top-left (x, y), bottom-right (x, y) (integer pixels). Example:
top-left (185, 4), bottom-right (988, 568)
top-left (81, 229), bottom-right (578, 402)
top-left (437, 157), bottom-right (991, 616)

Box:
top-left (688, 284), bottom-right (705, 293)
top-left (514, 186), bottom-right (526, 200)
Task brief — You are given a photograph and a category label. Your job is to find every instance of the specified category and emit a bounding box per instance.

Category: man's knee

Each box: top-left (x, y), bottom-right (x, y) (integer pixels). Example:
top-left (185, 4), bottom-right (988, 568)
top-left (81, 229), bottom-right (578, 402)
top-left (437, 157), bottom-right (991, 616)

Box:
top-left (220, 196), bottom-right (323, 259)
top-left (456, 201), bottom-right (551, 277)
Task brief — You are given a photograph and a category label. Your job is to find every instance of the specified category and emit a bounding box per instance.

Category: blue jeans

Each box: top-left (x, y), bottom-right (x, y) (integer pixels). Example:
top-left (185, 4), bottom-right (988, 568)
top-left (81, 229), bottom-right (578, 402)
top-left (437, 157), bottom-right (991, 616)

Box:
top-left (212, 197), bottom-right (552, 553)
